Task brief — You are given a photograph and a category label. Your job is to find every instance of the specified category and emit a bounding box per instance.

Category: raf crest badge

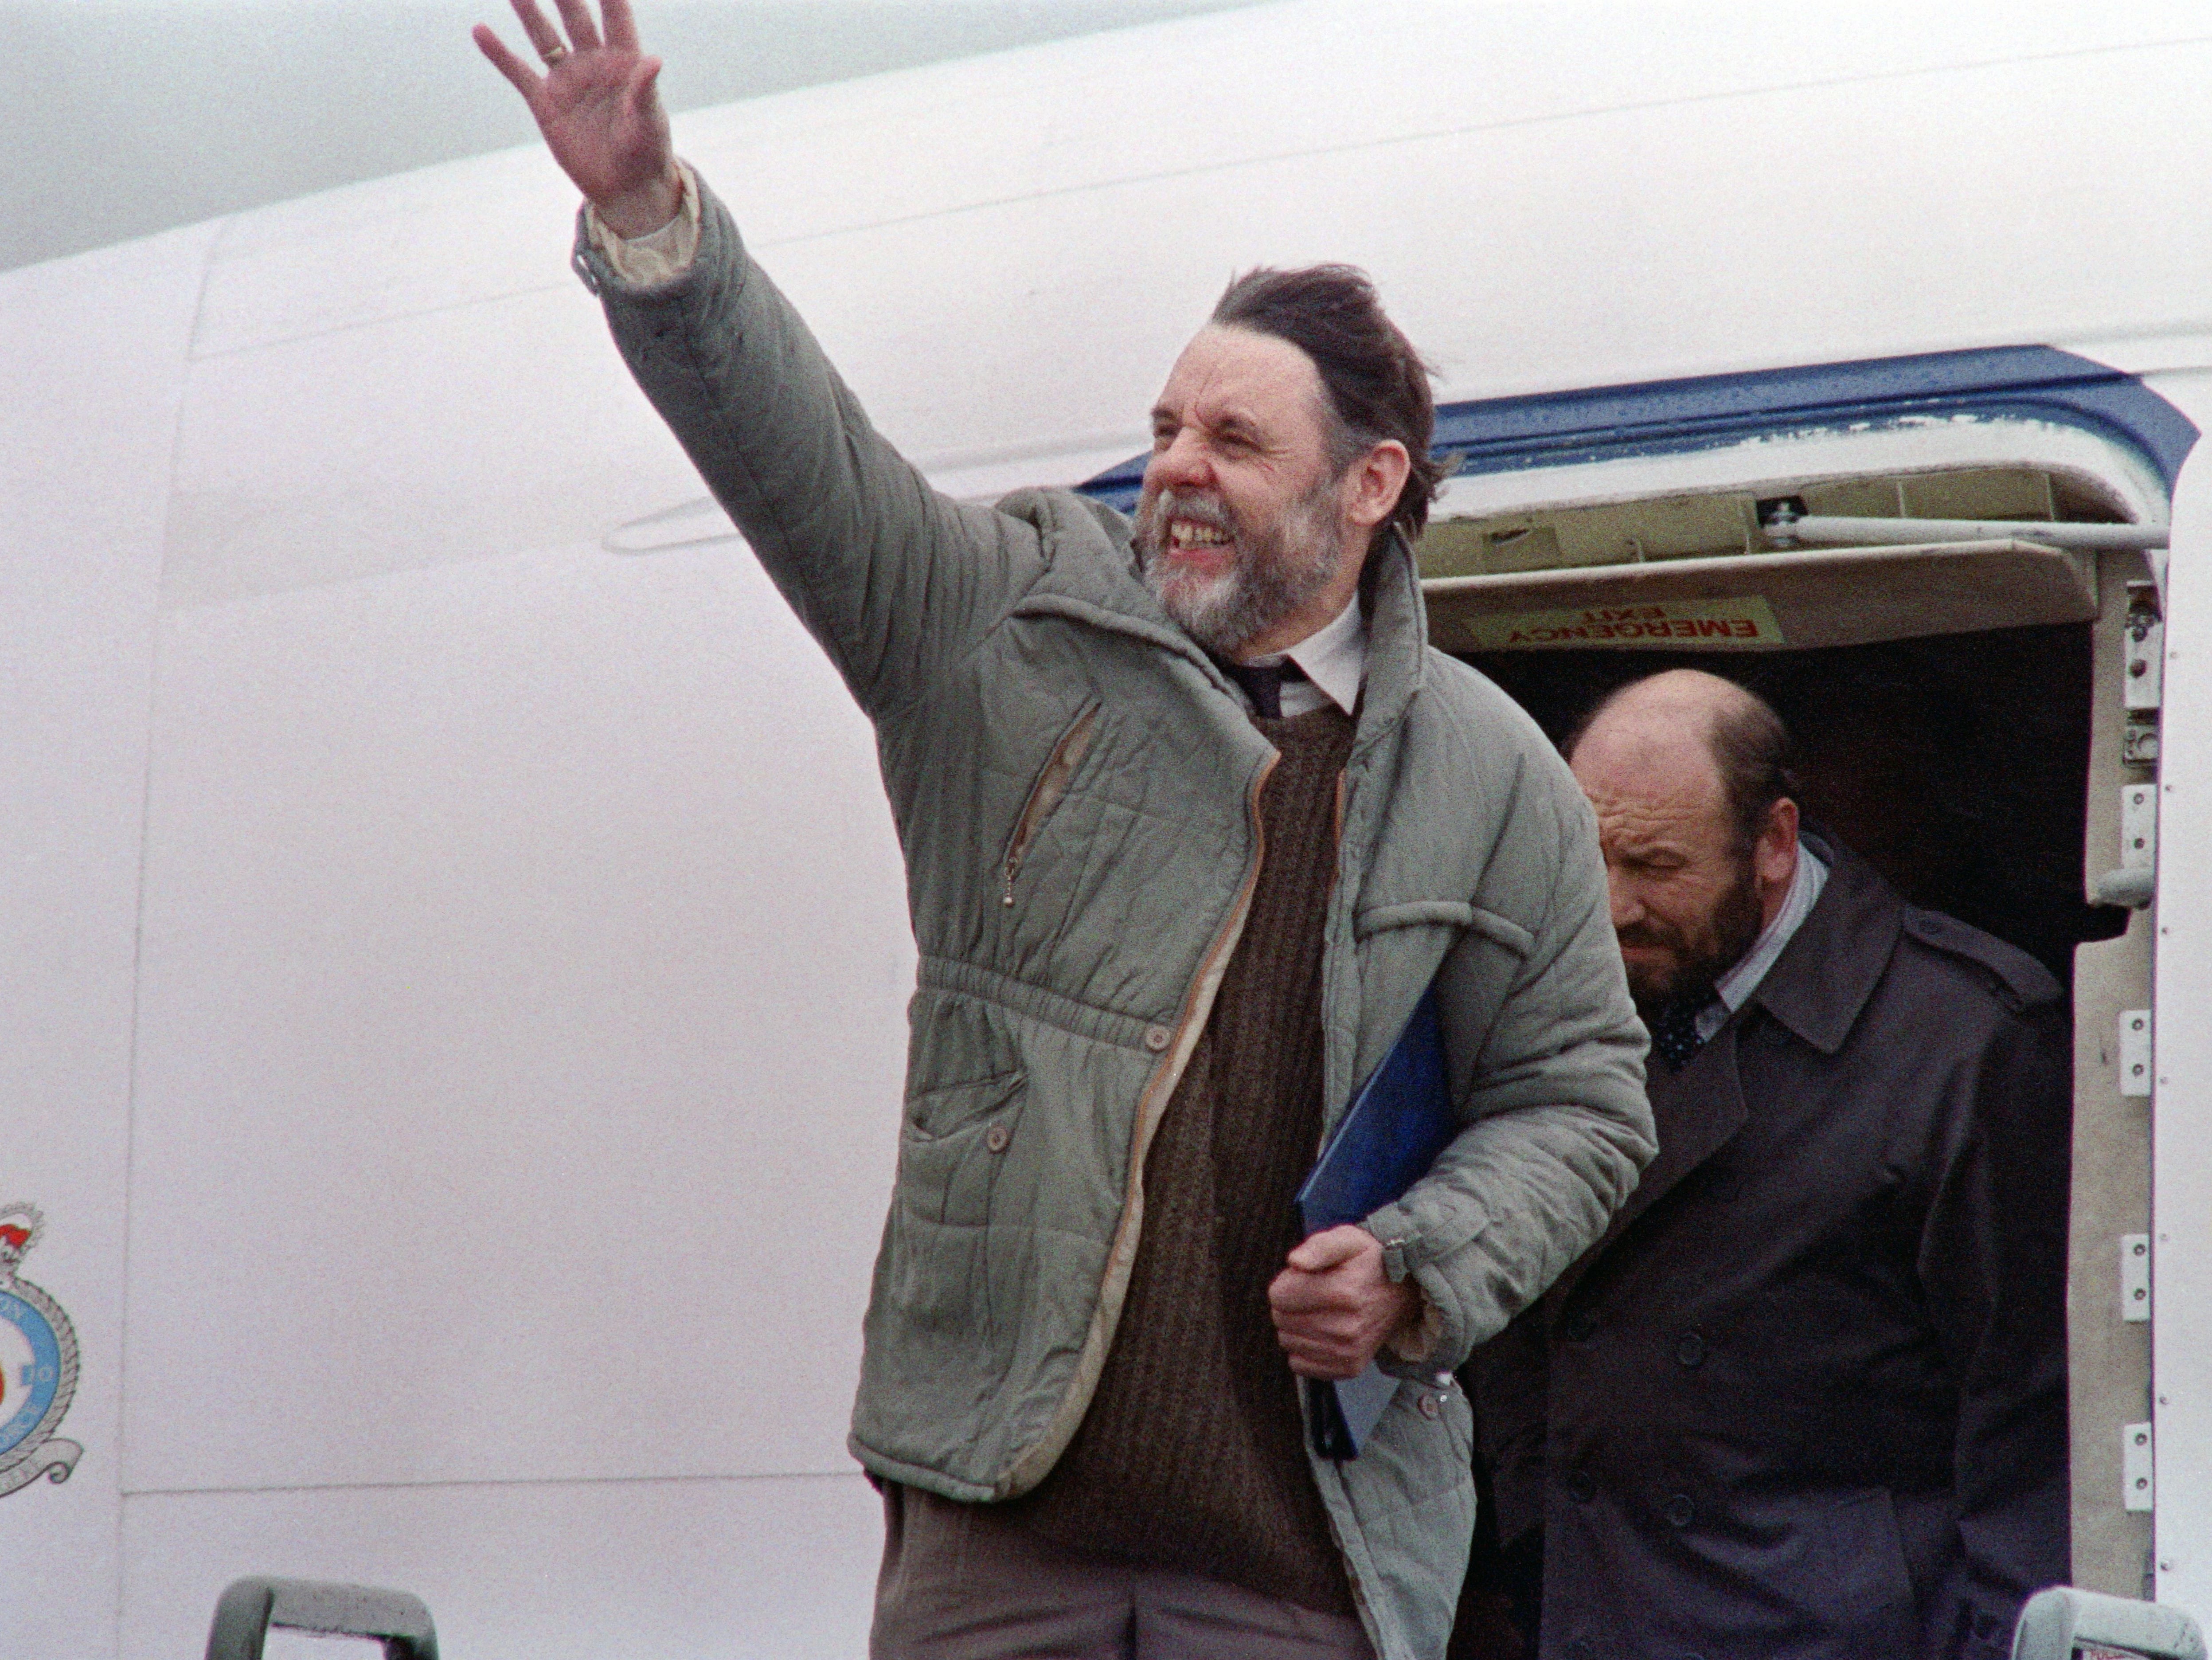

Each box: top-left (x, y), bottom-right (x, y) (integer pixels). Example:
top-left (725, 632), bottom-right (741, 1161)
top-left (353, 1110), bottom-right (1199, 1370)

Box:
top-left (0, 1204), bottom-right (81, 1497)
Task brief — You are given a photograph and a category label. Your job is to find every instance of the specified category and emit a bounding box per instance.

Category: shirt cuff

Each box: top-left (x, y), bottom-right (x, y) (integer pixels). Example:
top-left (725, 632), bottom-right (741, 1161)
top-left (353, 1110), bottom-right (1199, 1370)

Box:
top-left (583, 160), bottom-right (701, 286)
top-left (1368, 1225), bottom-right (1444, 1364)
top-left (1386, 1284), bottom-right (1446, 1364)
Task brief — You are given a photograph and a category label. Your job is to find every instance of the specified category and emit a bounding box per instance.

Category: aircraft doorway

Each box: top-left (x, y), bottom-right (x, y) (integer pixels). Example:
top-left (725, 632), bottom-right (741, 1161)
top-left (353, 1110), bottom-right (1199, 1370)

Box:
top-left (1464, 623), bottom-right (2118, 989)
top-left (1426, 490), bottom-right (2163, 1601)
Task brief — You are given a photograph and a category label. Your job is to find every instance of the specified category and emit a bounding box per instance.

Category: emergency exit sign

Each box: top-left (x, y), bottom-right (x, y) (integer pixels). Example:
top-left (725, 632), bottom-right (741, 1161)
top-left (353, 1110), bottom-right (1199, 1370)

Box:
top-left (1465, 596), bottom-right (1786, 651)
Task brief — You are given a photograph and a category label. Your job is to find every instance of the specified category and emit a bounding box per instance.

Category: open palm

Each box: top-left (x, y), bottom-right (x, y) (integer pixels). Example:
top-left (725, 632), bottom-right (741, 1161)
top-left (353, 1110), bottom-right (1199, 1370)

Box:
top-left (475, 0), bottom-right (679, 234)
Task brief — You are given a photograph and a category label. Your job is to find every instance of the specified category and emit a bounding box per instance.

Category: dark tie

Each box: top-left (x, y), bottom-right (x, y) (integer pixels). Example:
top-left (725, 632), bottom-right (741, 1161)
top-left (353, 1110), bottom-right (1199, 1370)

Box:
top-left (1216, 656), bottom-right (1309, 719)
top-left (1649, 996), bottom-right (1716, 1071)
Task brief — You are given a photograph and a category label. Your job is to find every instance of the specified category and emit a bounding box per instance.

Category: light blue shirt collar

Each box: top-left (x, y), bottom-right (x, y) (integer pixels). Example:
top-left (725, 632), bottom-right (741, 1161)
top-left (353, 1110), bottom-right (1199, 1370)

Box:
top-left (1696, 841), bottom-right (1830, 1041)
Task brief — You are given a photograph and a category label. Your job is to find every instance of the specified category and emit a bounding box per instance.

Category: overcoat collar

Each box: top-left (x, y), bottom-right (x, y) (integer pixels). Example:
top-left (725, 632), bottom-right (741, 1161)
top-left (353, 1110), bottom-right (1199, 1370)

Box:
top-left (1547, 834), bottom-right (1902, 1309)
top-left (1747, 832), bottom-right (1901, 1058)
top-left (1345, 529), bottom-right (1430, 756)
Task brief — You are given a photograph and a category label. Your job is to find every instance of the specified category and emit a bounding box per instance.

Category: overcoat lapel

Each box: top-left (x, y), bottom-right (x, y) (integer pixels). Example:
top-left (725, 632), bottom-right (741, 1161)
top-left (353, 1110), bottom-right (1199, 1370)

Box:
top-left (1749, 835), bottom-right (1898, 1058)
top-left (1548, 1024), bottom-right (1751, 1307)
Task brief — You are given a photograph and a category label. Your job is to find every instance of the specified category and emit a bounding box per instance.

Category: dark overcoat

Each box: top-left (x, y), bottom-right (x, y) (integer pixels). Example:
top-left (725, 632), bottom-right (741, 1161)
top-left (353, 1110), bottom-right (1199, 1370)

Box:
top-left (1467, 836), bottom-right (2070, 1660)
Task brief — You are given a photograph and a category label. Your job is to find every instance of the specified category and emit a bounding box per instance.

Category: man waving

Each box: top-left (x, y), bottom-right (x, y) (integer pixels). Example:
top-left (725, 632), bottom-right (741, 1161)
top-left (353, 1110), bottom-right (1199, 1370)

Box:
top-left (477, 6), bottom-right (1653, 1656)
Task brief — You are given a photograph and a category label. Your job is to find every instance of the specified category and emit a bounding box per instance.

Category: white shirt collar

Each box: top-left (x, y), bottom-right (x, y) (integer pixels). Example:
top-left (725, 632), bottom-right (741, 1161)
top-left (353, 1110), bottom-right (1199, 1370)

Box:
top-left (1243, 595), bottom-right (1367, 718)
top-left (1696, 841), bottom-right (1830, 1040)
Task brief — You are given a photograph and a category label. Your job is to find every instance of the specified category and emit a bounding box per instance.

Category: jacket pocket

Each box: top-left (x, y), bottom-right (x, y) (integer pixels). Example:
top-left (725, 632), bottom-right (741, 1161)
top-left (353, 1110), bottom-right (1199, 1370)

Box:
top-left (1802, 1488), bottom-right (1916, 1654)
top-left (1000, 699), bottom-right (1102, 908)
top-left (899, 1070), bottom-right (1027, 1228)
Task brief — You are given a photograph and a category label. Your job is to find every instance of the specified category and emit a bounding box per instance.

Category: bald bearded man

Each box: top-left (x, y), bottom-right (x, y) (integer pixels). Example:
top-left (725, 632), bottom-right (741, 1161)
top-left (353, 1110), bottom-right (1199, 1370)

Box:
top-left (1462, 670), bottom-right (2070, 1660)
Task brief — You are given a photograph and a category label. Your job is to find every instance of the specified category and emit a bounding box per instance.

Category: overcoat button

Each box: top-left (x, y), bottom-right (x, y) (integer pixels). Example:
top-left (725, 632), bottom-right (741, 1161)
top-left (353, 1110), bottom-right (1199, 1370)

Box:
top-left (985, 1123), bottom-right (1011, 1154)
top-left (1566, 1638), bottom-right (1596, 1660)
top-left (1143, 1024), bottom-right (1172, 1053)
top-left (1665, 1494), bottom-right (1696, 1528)
top-left (1419, 1392), bottom-right (1441, 1420)
top-left (1563, 1312), bottom-right (1595, 1343)
top-left (1675, 1332), bottom-right (1707, 1368)
top-left (1567, 1472), bottom-right (1596, 1503)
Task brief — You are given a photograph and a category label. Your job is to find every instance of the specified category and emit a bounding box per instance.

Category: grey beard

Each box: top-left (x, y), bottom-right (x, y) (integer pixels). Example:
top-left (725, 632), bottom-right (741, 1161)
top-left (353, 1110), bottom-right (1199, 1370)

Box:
top-left (1133, 478), bottom-right (1347, 657)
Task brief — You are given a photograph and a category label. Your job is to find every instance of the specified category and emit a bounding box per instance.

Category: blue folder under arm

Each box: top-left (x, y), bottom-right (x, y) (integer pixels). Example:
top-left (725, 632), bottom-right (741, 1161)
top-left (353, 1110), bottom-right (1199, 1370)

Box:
top-left (1294, 984), bottom-right (1460, 1458)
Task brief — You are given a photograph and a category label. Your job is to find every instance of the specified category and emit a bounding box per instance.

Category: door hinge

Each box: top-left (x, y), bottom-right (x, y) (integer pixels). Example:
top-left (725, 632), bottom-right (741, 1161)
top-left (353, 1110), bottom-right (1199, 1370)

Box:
top-left (2126, 579), bottom-right (2164, 762)
top-left (2122, 1233), bottom-right (2151, 1323)
top-left (2123, 785), bottom-right (2159, 871)
top-left (2121, 1010), bottom-right (2153, 1098)
top-left (2127, 581), bottom-right (2165, 711)
top-left (2125, 1422), bottom-right (2155, 1512)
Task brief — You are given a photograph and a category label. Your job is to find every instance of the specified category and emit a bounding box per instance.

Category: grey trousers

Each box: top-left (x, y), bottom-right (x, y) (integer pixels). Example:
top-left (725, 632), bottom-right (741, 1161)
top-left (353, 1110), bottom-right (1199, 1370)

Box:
top-left (870, 1484), bottom-right (1376, 1660)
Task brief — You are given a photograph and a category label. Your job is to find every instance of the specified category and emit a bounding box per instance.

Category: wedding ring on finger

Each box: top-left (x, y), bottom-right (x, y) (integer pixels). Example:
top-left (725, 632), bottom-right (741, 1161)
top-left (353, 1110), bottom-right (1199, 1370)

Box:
top-left (540, 43), bottom-right (570, 65)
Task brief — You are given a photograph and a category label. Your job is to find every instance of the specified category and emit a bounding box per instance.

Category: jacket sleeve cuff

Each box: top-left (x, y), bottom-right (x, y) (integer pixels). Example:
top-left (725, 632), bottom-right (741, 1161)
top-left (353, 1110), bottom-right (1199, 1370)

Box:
top-left (1363, 1193), bottom-right (1505, 1372)
top-left (1384, 1287), bottom-right (1445, 1365)
top-left (1368, 1223), bottom-right (1448, 1367)
top-left (571, 160), bottom-right (703, 294)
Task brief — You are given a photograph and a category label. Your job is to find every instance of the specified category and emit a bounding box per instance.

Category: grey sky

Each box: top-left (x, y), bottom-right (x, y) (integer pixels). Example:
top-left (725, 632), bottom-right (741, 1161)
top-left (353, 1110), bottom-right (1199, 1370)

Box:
top-left (4, 0), bottom-right (1255, 273)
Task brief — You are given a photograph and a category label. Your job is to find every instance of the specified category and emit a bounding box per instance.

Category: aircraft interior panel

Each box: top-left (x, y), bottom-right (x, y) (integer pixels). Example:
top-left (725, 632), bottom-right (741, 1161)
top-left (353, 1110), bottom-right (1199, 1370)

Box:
top-left (1429, 539), bottom-right (2099, 653)
top-left (2069, 564), bottom-right (2157, 1599)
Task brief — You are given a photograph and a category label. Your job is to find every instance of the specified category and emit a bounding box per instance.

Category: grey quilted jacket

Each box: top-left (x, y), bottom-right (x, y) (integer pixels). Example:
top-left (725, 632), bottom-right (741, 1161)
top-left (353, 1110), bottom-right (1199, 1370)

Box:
top-left (574, 176), bottom-right (1653, 1660)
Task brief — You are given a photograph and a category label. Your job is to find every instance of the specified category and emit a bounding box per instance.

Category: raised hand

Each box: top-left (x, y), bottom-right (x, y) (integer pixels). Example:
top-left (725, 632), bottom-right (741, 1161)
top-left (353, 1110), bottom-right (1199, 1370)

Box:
top-left (474, 0), bottom-right (682, 237)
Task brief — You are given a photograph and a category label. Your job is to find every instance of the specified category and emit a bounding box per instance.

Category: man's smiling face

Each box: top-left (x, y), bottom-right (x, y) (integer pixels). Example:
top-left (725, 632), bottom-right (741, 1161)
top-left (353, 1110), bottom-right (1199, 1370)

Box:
top-left (1133, 324), bottom-right (1353, 658)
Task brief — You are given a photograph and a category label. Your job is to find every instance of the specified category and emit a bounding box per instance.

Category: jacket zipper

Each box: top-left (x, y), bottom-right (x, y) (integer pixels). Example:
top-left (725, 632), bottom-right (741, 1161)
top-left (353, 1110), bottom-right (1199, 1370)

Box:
top-left (1001, 748), bottom-right (1276, 1496)
top-left (1001, 700), bottom-right (1102, 907)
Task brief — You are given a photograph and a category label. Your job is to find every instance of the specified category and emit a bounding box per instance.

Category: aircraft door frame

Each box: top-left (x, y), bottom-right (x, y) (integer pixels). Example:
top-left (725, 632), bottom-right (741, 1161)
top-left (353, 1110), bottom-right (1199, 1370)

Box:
top-left (2149, 415), bottom-right (2212, 1621)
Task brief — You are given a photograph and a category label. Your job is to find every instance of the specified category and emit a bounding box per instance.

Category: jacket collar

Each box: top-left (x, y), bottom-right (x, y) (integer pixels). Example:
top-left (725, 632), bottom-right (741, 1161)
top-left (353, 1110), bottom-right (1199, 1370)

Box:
top-left (1349, 530), bottom-right (1429, 755)
top-left (1747, 830), bottom-right (1900, 1057)
top-left (1004, 490), bottom-right (1428, 745)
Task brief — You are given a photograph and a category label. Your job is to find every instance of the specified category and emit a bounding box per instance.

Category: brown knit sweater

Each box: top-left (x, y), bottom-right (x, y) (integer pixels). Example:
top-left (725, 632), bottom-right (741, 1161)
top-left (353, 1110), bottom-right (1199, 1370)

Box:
top-left (987, 704), bottom-right (1358, 1615)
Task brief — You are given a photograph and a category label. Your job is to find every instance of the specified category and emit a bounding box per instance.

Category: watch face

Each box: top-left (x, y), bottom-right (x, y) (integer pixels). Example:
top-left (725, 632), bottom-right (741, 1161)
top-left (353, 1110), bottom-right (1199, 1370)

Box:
top-left (0, 1289), bottom-right (63, 1459)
